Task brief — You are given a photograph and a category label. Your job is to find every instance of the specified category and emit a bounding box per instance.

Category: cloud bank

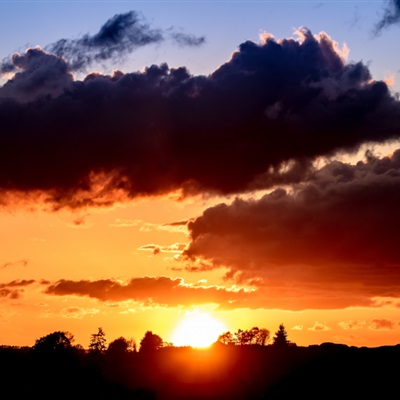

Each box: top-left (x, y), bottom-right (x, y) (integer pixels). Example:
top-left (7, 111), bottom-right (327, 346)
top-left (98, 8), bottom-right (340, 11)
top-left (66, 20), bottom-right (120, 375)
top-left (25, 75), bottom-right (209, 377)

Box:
top-left (45, 276), bottom-right (251, 309)
top-left (183, 150), bottom-right (400, 309)
top-left (0, 28), bottom-right (399, 209)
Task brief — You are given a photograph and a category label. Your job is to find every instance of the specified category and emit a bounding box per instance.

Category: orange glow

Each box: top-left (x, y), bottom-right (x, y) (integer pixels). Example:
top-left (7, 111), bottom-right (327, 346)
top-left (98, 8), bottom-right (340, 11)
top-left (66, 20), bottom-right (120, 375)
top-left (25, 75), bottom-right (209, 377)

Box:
top-left (171, 311), bottom-right (226, 348)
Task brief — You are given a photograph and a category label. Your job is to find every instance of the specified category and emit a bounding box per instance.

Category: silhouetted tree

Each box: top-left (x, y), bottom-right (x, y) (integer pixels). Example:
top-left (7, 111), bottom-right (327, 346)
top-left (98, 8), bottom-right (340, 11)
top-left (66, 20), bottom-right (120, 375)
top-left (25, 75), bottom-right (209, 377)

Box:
top-left (218, 327), bottom-right (270, 346)
top-left (89, 327), bottom-right (107, 352)
top-left (251, 327), bottom-right (270, 346)
top-left (272, 324), bottom-right (291, 346)
top-left (107, 336), bottom-right (136, 355)
top-left (218, 331), bottom-right (234, 345)
top-left (33, 331), bottom-right (74, 352)
top-left (139, 331), bottom-right (163, 352)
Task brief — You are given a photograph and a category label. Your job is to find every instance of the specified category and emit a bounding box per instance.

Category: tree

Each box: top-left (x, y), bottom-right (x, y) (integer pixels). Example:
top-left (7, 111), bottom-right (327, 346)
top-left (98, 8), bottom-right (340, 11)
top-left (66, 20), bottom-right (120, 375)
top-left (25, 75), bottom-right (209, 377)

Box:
top-left (251, 327), bottom-right (270, 346)
top-left (218, 331), bottom-right (234, 345)
top-left (139, 331), bottom-right (163, 352)
top-left (272, 324), bottom-right (291, 347)
top-left (234, 329), bottom-right (253, 345)
top-left (218, 327), bottom-right (270, 346)
top-left (89, 327), bottom-right (107, 352)
top-left (33, 331), bottom-right (74, 352)
top-left (107, 337), bottom-right (136, 355)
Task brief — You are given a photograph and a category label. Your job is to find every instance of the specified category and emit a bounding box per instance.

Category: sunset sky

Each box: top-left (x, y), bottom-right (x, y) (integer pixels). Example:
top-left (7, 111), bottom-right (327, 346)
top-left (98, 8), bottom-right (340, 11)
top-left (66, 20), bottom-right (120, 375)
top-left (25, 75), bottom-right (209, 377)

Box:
top-left (1, 0), bottom-right (400, 349)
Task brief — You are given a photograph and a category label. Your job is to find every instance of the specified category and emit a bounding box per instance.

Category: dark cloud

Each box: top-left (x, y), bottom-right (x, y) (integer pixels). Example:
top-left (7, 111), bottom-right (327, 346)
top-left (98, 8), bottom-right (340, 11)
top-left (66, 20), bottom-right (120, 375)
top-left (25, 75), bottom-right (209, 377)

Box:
top-left (0, 48), bottom-right (73, 103)
top-left (170, 32), bottom-right (206, 47)
top-left (375, 0), bottom-right (400, 34)
top-left (1, 279), bottom-right (35, 287)
top-left (45, 276), bottom-right (251, 309)
top-left (183, 149), bottom-right (400, 309)
top-left (0, 29), bottom-right (400, 209)
top-left (1, 11), bottom-right (205, 74)
top-left (0, 279), bottom-right (35, 299)
top-left (46, 11), bottom-right (164, 71)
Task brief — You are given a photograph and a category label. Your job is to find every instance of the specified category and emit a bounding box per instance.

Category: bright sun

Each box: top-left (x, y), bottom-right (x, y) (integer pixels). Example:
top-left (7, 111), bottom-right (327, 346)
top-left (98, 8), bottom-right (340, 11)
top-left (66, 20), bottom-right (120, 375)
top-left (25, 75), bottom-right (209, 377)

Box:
top-left (171, 312), bottom-right (226, 348)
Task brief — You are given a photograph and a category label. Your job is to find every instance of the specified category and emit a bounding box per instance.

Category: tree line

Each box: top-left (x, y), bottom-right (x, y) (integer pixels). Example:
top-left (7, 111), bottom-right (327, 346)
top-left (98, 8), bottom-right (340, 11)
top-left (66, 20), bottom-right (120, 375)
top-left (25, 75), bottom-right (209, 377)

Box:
top-left (217, 324), bottom-right (294, 347)
top-left (0, 323), bottom-right (398, 399)
top-left (28, 323), bottom-right (293, 355)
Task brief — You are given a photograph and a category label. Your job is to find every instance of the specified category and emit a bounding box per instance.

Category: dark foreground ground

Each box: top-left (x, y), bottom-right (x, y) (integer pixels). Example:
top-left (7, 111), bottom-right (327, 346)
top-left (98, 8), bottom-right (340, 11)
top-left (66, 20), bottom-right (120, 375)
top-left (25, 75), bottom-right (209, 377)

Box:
top-left (1, 342), bottom-right (399, 399)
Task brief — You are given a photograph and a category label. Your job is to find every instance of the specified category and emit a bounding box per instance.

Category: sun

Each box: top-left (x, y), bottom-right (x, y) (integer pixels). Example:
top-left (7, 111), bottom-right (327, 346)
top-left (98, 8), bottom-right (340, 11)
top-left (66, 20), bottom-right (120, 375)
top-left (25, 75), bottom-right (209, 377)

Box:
top-left (171, 311), bottom-right (227, 348)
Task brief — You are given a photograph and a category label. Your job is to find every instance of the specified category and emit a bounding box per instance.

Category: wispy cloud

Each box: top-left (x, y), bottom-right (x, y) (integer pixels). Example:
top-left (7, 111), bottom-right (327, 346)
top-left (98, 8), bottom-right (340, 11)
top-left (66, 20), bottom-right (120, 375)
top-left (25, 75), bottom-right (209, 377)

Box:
top-left (375, 0), bottom-right (400, 34)
top-left (1, 259), bottom-right (29, 270)
top-left (60, 306), bottom-right (100, 319)
top-left (291, 325), bottom-right (304, 331)
top-left (138, 243), bottom-right (187, 255)
top-left (0, 279), bottom-right (35, 300)
top-left (338, 320), bottom-right (366, 330)
top-left (368, 319), bottom-right (396, 330)
top-left (308, 322), bottom-right (331, 332)
top-left (111, 218), bottom-right (188, 233)
top-left (1, 11), bottom-right (206, 74)
top-left (170, 31), bottom-right (206, 47)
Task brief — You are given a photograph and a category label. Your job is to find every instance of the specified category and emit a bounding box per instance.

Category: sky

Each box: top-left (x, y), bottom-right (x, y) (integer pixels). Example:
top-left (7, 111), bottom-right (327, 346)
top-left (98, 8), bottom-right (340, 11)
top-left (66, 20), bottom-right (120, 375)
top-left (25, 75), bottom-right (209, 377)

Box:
top-left (1, 0), bottom-right (400, 349)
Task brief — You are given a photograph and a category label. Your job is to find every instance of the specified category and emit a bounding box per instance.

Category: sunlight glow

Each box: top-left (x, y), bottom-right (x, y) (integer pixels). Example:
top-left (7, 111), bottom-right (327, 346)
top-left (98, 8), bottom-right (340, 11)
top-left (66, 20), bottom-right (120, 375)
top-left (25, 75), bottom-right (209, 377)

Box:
top-left (171, 312), bottom-right (227, 348)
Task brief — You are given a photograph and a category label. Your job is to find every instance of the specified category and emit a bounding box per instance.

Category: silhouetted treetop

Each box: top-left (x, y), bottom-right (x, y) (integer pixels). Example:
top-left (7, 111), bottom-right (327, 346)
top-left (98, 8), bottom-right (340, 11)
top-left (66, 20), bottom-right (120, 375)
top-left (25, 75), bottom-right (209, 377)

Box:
top-left (139, 331), bottom-right (163, 352)
top-left (272, 324), bottom-right (294, 347)
top-left (107, 336), bottom-right (136, 355)
top-left (33, 331), bottom-right (74, 352)
top-left (89, 327), bottom-right (107, 352)
top-left (218, 327), bottom-right (270, 346)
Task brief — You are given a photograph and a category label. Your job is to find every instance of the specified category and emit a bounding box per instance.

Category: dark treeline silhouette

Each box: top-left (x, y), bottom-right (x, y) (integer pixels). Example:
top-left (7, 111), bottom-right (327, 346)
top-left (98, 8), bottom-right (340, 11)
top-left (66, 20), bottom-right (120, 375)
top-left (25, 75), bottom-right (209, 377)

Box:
top-left (0, 325), bottom-right (399, 399)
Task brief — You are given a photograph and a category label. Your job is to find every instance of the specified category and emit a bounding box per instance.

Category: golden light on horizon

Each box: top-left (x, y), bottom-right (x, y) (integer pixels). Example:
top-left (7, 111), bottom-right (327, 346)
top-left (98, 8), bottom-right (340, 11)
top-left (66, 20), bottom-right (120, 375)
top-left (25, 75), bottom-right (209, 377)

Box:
top-left (171, 311), bottom-right (227, 348)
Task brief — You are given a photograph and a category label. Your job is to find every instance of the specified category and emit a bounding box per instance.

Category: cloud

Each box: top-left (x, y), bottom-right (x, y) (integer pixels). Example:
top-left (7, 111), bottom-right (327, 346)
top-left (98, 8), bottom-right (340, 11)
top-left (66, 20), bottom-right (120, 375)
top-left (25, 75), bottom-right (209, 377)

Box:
top-left (375, 0), bottom-right (400, 34)
top-left (44, 276), bottom-right (252, 309)
top-left (46, 11), bottom-right (163, 71)
top-left (183, 149), bottom-right (400, 309)
top-left (70, 214), bottom-right (90, 227)
top-left (170, 32), bottom-right (206, 47)
top-left (11, 11), bottom-right (205, 73)
top-left (338, 320), bottom-right (366, 330)
top-left (308, 322), bottom-right (331, 331)
top-left (110, 218), bottom-right (142, 228)
top-left (60, 306), bottom-right (100, 319)
top-left (0, 48), bottom-right (74, 103)
top-left (0, 29), bottom-right (399, 209)
top-left (1, 259), bottom-right (29, 269)
top-left (368, 319), bottom-right (396, 330)
top-left (0, 279), bottom-right (35, 299)
top-left (138, 221), bottom-right (188, 233)
top-left (110, 218), bottom-right (188, 233)
top-left (1, 11), bottom-right (206, 74)
top-left (291, 325), bottom-right (304, 331)
top-left (138, 243), bottom-right (187, 254)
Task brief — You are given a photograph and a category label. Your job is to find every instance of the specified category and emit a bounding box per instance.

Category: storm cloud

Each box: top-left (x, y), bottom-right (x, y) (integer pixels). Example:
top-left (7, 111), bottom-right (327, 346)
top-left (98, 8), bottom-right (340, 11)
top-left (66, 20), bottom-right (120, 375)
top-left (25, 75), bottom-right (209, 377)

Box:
top-left (183, 149), bottom-right (400, 309)
top-left (0, 29), bottom-right (400, 209)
